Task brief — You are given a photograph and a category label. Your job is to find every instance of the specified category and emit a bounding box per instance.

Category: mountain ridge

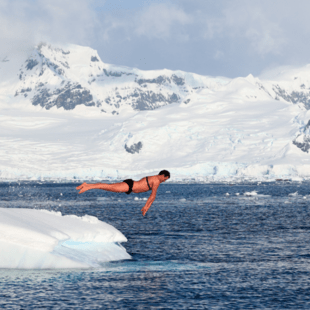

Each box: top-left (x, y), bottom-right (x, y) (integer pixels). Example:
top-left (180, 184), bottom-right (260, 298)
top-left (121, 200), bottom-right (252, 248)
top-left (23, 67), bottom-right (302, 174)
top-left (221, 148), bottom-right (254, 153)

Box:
top-left (2, 43), bottom-right (310, 115)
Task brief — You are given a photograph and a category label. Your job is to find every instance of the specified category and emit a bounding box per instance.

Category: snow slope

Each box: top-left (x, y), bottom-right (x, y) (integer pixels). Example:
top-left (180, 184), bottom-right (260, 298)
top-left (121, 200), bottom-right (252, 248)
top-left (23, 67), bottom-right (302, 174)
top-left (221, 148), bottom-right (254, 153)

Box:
top-left (0, 208), bottom-right (130, 269)
top-left (1, 44), bottom-right (310, 181)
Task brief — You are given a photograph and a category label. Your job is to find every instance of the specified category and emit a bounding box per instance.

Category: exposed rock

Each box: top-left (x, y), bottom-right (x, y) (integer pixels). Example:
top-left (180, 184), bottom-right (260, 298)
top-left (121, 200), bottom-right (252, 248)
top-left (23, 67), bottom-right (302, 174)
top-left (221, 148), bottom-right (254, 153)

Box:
top-left (293, 139), bottom-right (310, 153)
top-left (36, 82), bottom-right (45, 88)
top-left (125, 142), bottom-right (143, 154)
top-left (46, 61), bottom-right (64, 76)
top-left (171, 74), bottom-right (185, 86)
top-left (123, 90), bottom-right (180, 110)
top-left (103, 69), bottom-right (133, 77)
top-left (136, 75), bottom-right (171, 85)
top-left (273, 84), bottom-right (310, 109)
top-left (293, 120), bottom-right (310, 152)
top-left (256, 82), bottom-right (272, 98)
top-left (32, 83), bottom-right (95, 110)
top-left (91, 56), bottom-right (99, 62)
top-left (59, 61), bottom-right (70, 69)
top-left (20, 88), bottom-right (32, 93)
top-left (15, 88), bottom-right (32, 97)
top-left (26, 59), bottom-right (39, 70)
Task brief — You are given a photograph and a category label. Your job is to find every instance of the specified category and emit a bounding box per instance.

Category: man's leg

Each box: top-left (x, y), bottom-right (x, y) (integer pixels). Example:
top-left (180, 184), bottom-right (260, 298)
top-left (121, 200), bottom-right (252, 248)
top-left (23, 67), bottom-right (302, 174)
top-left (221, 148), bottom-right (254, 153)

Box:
top-left (77, 182), bottom-right (129, 194)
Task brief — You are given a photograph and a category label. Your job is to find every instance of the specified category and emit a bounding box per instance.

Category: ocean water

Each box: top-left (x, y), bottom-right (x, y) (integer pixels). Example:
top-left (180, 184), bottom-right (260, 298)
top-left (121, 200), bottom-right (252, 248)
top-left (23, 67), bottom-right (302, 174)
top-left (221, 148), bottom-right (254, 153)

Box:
top-left (0, 181), bottom-right (310, 309)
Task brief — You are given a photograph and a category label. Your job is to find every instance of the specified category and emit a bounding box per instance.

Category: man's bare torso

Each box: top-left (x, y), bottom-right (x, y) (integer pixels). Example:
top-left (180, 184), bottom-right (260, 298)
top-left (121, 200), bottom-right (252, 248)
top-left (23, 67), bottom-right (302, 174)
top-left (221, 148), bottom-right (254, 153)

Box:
top-left (132, 176), bottom-right (160, 193)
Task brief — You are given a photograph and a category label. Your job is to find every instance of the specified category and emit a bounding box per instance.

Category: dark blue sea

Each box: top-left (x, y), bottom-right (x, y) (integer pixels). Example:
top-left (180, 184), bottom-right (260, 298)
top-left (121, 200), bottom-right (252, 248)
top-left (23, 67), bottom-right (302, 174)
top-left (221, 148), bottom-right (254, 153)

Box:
top-left (0, 181), bottom-right (310, 309)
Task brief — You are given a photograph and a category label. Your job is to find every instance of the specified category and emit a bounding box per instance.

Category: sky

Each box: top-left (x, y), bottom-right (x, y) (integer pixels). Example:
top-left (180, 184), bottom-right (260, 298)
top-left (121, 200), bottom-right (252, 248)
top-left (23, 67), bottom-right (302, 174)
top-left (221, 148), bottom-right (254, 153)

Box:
top-left (1, 0), bottom-right (310, 78)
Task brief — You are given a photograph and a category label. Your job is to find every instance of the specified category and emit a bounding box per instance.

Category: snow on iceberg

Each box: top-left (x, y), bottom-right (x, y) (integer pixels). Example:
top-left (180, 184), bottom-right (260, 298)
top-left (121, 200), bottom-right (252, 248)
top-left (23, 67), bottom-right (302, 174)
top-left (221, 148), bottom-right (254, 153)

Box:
top-left (0, 208), bottom-right (131, 269)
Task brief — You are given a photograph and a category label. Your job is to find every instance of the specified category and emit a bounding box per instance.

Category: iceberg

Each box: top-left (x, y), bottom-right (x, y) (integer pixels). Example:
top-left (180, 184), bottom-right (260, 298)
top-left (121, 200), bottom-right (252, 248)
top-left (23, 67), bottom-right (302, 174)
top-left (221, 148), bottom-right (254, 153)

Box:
top-left (0, 208), bottom-right (131, 269)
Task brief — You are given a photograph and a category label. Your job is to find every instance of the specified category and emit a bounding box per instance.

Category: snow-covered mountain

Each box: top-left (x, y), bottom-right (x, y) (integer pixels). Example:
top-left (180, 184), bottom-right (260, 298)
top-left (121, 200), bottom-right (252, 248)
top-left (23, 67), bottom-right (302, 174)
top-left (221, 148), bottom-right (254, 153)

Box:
top-left (3, 43), bottom-right (227, 114)
top-left (1, 43), bottom-right (310, 181)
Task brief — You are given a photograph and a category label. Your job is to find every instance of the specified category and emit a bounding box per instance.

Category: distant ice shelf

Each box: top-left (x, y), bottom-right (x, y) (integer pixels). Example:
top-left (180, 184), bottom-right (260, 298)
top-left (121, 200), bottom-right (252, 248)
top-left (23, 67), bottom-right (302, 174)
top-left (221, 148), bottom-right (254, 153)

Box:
top-left (0, 208), bottom-right (130, 269)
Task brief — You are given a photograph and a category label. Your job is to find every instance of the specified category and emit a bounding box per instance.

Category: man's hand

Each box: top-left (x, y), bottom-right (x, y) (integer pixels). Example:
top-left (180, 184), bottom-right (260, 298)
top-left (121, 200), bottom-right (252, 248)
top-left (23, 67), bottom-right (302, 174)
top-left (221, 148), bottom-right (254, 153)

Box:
top-left (141, 183), bottom-right (158, 216)
top-left (76, 182), bottom-right (89, 194)
top-left (141, 205), bottom-right (150, 216)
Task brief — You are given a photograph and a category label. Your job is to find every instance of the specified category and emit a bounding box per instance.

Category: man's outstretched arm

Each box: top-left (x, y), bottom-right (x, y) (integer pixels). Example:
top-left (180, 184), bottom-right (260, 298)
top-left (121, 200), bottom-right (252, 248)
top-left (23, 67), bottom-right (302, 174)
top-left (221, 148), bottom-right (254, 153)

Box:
top-left (141, 184), bottom-right (159, 216)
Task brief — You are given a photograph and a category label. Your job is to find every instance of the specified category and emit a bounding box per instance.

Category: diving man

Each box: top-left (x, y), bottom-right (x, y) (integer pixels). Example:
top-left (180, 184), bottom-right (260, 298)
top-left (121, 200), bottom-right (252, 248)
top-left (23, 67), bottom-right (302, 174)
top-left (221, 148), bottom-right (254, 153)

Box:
top-left (76, 170), bottom-right (170, 216)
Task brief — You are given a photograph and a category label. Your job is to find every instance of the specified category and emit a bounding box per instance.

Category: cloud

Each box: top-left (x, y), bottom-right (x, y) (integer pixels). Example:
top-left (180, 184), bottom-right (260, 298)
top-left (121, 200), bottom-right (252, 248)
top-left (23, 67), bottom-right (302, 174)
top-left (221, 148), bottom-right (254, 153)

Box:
top-left (1, 0), bottom-right (310, 77)
top-left (91, 0), bottom-right (310, 76)
top-left (222, 1), bottom-right (286, 55)
top-left (0, 0), bottom-right (99, 57)
top-left (134, 3), bottom-right (192, 39)
top-left (105, 0), bottom-right (288, 56)
top-left (194, 0), bottom-right (286, 56)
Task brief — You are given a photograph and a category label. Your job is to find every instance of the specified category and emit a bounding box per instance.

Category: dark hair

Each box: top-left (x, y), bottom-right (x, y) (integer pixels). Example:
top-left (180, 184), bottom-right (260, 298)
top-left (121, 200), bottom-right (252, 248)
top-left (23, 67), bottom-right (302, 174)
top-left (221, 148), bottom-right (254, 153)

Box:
top-left (159, 170), bottom-right (170, 178)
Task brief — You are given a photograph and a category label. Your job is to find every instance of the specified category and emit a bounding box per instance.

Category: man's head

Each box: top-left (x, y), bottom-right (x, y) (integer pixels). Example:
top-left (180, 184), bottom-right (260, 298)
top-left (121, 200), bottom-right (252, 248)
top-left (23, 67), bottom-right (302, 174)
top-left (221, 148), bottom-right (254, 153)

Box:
top-left (158, 170), bottom-right (170, 180)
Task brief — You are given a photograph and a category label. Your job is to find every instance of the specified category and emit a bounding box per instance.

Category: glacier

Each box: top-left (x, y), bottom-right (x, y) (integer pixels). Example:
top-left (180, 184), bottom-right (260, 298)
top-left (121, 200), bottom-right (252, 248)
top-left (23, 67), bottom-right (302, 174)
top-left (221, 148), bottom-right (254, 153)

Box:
top-left (0, 208), bottom-right (130, 269)
top-left (1, 43), bottom-right (310, 181)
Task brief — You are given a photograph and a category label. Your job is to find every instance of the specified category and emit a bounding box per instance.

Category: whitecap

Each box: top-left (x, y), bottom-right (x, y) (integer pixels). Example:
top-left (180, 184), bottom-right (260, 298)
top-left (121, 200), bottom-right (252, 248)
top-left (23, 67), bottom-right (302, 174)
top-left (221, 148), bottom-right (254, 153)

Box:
top-left (243, 191), bottom-right (258, 196)
top-left (289, 192), bottom-right (298, 197)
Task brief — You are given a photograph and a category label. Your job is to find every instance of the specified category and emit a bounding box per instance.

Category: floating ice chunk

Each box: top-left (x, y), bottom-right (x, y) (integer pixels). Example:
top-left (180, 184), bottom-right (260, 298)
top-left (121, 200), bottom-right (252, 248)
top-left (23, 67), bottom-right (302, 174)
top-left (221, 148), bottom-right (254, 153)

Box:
top-left (244, 191), bottom-right (258, 196)
top-left (143, 198), bottom-right (147, 200)
top-left (0, 208), bottom-right (130, 269)
top-left (225, 193), bottom-right (229, 196)
top-left (236, 193), bottom-right (240, 196)
top-left (166, 191), bottom-right (171, 193)
top-left (179, 198), bottom-right (186, 202)
top-left (289, 192), bottom-right (298, 196)
top-left (134, 197), bottom-right (139, 200)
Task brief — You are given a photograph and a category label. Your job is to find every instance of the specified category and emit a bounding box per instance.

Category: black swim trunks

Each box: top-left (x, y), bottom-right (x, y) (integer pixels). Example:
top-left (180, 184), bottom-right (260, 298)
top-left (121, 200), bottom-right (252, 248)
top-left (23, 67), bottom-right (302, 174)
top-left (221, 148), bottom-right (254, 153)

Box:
top-left (123, 179), bottom-right (134, 195)
top-left (146, 176), bottom-right (151, 190)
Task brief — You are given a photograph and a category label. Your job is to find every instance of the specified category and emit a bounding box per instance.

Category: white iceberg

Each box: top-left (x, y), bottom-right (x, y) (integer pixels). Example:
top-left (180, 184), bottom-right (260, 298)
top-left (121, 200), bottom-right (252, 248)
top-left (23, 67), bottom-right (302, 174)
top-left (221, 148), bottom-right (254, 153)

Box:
top-left (0, 208), bottom-right (131, 269)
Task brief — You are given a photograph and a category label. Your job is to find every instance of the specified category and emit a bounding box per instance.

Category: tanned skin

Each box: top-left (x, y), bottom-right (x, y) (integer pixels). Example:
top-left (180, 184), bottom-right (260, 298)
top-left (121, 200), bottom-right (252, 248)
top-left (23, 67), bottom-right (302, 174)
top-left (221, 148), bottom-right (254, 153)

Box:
top-left (76, 174), bottom-right (170, 216)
